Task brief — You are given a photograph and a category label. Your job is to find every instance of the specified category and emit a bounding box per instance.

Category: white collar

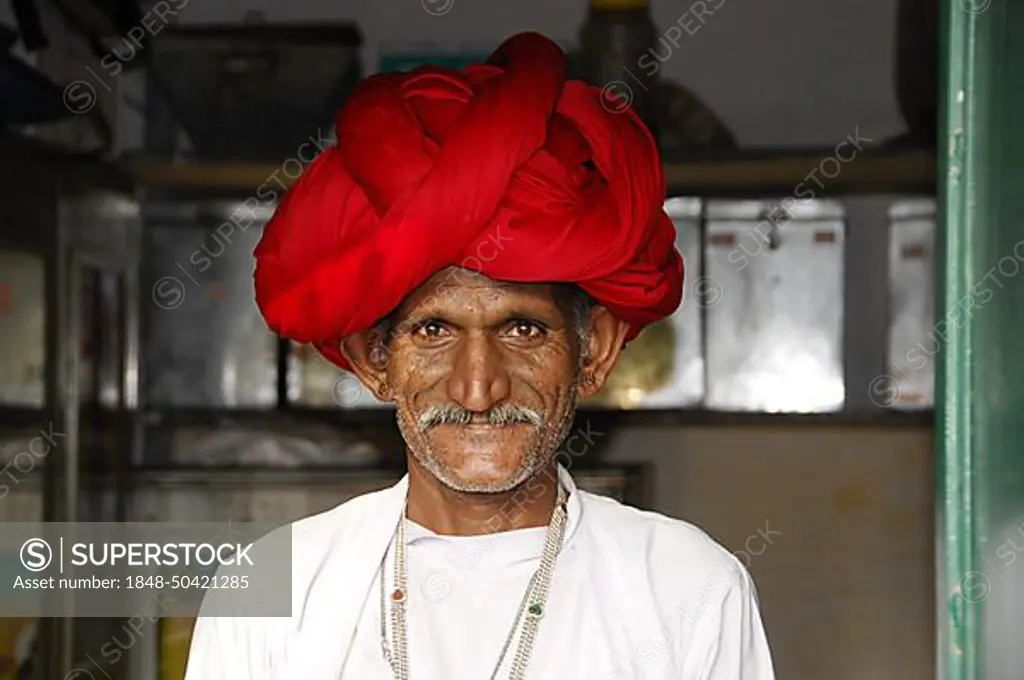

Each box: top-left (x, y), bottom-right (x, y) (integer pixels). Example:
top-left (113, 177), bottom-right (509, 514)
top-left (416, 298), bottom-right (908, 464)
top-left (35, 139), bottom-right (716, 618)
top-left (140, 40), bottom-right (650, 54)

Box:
top-left (399, 464), bottom-right (584, 550)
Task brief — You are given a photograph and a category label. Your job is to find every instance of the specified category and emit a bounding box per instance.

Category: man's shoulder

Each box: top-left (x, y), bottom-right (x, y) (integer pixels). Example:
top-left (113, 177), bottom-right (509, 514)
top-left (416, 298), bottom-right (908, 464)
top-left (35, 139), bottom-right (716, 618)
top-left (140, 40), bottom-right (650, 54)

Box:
top-left (579, 490), bottom-right (747, 582)
top-left (287, 483), bottom-right (396, 546)
top-left (577, 492), bottom-right (776, 678)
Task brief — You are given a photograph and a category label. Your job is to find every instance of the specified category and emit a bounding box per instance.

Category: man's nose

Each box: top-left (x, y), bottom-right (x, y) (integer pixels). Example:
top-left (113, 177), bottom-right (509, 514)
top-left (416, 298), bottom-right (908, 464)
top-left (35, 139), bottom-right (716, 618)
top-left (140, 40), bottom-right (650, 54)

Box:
top-left (446, 334), bottom-right (511, 412)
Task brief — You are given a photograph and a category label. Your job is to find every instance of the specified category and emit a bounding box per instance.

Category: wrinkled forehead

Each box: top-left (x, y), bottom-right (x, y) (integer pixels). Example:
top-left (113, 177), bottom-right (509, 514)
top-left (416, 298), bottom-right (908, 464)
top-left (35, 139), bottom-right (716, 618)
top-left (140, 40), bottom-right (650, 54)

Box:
top-left (421, 267), bottom-right (512, 293)
top-left (395, 267), bottom-right (569, 319)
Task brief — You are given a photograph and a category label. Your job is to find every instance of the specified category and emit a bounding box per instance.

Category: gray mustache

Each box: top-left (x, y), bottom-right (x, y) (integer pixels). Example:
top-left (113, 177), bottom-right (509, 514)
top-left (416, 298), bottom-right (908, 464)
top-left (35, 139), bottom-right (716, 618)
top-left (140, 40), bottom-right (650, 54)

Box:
top-left (417, 404), bottom-right (544, 430)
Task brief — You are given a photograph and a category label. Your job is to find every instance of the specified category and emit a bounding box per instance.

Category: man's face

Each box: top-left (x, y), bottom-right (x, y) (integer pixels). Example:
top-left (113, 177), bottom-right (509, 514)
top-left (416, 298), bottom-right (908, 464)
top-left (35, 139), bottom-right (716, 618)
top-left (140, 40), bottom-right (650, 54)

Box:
top-left (381, 268), bottom-right (583, 494)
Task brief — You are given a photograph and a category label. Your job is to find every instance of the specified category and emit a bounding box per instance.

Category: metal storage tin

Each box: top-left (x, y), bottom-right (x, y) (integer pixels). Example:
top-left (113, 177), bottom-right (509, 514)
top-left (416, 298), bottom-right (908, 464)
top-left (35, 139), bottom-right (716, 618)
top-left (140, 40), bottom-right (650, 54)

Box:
top-left (143, 201), bottom-right (278, 407)
top-left (630, 197), bottom-right (704, 407)
top-left (887, 199), bottom-right (936, 409)
top-left (704, 199), bottom-right (845, 412)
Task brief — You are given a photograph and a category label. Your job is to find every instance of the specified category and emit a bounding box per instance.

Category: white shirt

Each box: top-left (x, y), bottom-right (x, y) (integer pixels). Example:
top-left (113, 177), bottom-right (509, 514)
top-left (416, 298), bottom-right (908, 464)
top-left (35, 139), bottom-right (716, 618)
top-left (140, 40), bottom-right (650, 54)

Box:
top-left (342, 521), bottom-right (559, 678)
top-left (185, 467), bottom-right (775, 680)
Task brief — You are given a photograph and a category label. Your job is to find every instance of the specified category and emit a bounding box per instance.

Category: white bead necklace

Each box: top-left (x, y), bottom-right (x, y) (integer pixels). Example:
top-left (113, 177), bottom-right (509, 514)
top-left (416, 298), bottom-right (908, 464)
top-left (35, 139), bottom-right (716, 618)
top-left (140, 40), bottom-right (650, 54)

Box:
top-left (379, 482), bottom-right (569, 680)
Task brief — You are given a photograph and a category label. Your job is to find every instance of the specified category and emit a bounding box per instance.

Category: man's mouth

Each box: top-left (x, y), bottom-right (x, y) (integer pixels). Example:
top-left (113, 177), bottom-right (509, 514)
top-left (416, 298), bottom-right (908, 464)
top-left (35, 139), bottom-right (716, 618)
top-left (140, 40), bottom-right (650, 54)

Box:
top-left (439, 421), bottom-right (532, 430)
top-left (416, 404), bottom-right (545, 431)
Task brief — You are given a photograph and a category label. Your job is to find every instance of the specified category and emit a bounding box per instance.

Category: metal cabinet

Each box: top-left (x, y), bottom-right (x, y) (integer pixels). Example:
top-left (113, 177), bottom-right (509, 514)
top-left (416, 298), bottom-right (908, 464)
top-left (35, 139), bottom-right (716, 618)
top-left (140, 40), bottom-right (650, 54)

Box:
top-left (142, 201), bottom-right (277, 408)
top-left (0, 142), bottom-right (142, 680)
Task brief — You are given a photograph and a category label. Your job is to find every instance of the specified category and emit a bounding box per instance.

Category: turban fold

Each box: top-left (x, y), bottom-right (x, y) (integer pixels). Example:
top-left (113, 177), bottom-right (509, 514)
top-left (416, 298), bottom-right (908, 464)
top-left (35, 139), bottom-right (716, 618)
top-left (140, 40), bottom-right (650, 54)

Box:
top-left (254, 31), bottom-right (684, 371)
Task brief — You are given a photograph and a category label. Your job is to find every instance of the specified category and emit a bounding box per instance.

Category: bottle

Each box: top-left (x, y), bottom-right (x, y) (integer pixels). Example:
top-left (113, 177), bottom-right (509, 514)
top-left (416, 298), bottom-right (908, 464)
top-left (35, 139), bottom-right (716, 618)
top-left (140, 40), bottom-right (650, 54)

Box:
top-left (578, 0), bottom-right (659, 135)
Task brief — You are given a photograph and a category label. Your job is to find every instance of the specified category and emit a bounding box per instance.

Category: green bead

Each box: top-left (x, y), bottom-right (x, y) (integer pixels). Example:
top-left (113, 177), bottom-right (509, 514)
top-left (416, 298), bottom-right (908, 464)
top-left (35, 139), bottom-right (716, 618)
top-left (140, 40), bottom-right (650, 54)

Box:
top-left (528, 603), bottom-right (543, 617)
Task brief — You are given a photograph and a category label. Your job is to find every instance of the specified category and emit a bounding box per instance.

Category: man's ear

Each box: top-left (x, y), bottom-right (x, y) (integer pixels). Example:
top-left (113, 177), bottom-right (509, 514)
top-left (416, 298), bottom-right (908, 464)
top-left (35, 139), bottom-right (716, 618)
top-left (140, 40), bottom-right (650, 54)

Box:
top-left (577, 307), bottom-right (630, 399)
top-left (340, 327), bottom-right (392, 402)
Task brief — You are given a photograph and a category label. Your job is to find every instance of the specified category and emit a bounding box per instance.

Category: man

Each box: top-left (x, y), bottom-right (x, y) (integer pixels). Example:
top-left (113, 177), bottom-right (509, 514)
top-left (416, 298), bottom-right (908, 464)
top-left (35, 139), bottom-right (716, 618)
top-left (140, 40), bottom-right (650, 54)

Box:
top-left (185, 31), bottom-right (774, 680)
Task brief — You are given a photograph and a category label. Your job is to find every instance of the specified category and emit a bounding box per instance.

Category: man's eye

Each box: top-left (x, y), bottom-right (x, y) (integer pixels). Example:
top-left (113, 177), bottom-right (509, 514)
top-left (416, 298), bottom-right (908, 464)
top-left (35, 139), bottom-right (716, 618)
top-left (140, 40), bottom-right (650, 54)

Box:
top-left (508, 320), bottom-right (544, 339)
top-left (415, 321), bottom-right (448, 338)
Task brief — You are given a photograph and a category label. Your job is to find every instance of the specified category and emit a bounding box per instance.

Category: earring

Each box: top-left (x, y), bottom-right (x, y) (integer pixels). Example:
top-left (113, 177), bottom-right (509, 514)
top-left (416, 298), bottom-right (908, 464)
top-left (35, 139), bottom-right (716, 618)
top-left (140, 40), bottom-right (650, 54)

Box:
top-left (582, 373), bottom-right (595, 386)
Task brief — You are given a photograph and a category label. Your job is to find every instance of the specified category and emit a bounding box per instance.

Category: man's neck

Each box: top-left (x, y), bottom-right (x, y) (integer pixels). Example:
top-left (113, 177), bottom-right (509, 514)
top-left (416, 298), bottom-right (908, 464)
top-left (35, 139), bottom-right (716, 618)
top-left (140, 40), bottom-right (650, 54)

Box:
top-left (404, 458), bottom-right (562, 536)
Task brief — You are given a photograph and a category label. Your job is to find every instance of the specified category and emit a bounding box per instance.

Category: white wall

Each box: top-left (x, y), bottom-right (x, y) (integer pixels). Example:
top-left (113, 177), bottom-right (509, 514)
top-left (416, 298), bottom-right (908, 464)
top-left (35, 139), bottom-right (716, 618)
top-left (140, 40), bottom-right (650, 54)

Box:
top-left (603, 424), bottom-right (935, 680)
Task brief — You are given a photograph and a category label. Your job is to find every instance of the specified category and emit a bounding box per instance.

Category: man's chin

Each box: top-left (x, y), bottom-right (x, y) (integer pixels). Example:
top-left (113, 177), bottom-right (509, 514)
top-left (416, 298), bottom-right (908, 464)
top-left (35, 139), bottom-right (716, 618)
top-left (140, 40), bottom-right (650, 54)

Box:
top-left (411, 426), bottom-right (549, 493)
top-left (419, 453), bottom-right (536, 494)
top-left (437, 466), bottom-right (530, 494)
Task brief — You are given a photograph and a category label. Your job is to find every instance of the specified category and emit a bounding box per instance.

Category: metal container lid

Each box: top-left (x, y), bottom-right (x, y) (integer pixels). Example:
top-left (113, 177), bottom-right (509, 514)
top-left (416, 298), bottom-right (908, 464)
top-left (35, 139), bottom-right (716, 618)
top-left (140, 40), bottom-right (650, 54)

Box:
top-left (145, 20), bottom-right (363, 162)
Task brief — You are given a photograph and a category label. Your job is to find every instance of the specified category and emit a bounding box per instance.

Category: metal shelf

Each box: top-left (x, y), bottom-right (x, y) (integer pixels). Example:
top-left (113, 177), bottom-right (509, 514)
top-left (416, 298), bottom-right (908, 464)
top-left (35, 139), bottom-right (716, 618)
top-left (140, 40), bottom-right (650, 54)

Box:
top-left (661, 146), bottom-right (935, 197)
top-left (130, 146), bottom-right (936, 199)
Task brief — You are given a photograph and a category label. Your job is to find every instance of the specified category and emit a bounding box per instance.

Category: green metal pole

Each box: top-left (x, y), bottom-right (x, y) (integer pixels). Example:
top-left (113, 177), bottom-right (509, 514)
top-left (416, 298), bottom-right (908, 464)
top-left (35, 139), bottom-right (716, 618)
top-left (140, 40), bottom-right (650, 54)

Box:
top-left (939, 1), bottom-right (1024, 678)
top-left (936, 0), bottom-right (979, 674)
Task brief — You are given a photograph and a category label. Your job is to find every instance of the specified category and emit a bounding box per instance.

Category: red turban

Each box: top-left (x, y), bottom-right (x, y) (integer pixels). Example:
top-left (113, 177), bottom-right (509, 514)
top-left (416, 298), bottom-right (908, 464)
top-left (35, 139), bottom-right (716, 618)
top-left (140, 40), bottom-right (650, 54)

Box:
top-left (254, 31), bottom-right (683, 371)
